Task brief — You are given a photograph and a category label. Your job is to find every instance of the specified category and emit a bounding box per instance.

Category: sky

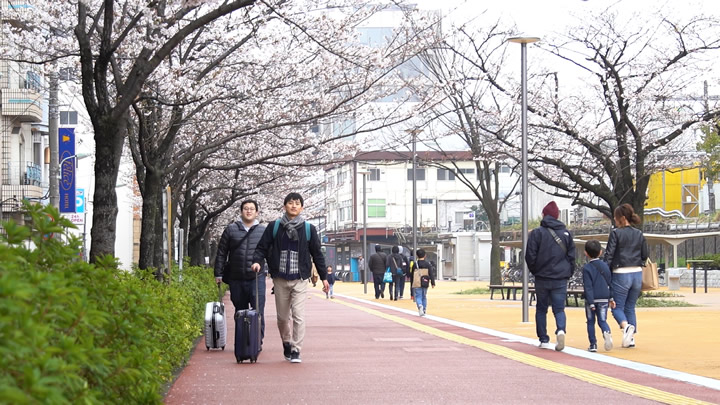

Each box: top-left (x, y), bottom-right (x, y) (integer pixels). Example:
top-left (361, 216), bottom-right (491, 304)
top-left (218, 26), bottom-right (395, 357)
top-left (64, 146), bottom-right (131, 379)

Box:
top-left (417, 0), bottom-right (717, 39)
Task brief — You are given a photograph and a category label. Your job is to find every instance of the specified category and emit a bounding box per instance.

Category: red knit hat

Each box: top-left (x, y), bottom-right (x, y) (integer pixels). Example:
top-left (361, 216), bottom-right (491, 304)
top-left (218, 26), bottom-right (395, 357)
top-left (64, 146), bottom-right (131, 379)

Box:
top-left (542, 201), bottom-right (560, 219)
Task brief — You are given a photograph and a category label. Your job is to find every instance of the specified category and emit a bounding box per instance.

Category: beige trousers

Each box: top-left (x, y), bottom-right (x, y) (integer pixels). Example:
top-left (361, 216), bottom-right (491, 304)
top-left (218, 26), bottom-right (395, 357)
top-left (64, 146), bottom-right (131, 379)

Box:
top-left (273, 277), bottom-right (308, 352)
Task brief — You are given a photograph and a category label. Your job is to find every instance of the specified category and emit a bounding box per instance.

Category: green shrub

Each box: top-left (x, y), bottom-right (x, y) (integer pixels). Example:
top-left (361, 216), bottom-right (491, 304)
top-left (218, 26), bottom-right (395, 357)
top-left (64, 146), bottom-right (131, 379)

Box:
top-left (0, 203), bottom-right (215, 404)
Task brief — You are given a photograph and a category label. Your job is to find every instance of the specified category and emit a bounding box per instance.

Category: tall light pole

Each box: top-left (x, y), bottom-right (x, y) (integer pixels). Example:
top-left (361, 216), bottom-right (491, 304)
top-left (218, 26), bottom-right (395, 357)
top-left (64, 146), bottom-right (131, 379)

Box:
top-left (358, 169), bottom-right (370, 294)
top-left (406, 129), bottom-right (421, 257)
top-left (508, 36), bottom-right (540, 323)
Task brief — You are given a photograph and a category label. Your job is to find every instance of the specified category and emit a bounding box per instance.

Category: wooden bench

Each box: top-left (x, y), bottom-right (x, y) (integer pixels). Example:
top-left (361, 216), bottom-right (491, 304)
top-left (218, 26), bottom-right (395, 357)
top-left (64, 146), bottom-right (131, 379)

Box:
top-left (490, 285), bottom-right (584, 307)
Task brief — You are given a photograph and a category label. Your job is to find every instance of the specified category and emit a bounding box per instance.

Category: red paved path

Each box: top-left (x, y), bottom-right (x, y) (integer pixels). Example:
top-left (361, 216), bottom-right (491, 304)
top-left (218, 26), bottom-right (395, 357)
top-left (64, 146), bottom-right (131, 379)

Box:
top-left (165, 282), bottom-right (719, 404)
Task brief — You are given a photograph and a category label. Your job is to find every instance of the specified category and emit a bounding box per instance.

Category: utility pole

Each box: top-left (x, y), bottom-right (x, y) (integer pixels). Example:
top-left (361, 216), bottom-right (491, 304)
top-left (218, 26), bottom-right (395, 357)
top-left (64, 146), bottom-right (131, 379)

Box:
top-left (48, 71), bottom-right (59, 209)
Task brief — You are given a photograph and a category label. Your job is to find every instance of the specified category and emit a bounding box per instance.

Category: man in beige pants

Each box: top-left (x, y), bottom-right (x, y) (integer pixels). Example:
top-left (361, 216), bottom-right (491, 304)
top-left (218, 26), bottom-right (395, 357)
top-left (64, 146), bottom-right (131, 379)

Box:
top-left (252, 192), bottom-right (328, 363)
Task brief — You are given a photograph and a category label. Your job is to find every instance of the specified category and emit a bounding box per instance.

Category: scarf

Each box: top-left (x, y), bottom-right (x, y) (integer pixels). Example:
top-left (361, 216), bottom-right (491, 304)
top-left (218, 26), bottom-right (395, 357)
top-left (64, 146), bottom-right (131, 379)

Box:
top-left (279, 212), bottom-right (305, 241)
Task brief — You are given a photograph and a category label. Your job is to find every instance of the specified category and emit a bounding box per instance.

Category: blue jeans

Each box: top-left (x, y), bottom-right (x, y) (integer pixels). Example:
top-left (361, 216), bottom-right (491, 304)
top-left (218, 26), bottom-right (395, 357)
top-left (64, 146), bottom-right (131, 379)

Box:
top-left (228, 276), bottom-right (266, 341)
top-left (534, 278), bottom-right (568, 343)
top-left (585, 302), bottom-right (611, 345)
top-left (611, 271), bottom-right (642, 331)
top-left (392, 274), bottom-right (404, 299)
top-left (397, 275), bottom-right (406, 297)
top-left (413, 287), bottom-right (428, 311)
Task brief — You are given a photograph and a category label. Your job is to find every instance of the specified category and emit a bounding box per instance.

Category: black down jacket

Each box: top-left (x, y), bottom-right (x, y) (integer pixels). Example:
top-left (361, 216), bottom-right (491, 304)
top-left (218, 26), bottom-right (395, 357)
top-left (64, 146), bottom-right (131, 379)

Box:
top-left (214, 221), bottom-right (266, 281)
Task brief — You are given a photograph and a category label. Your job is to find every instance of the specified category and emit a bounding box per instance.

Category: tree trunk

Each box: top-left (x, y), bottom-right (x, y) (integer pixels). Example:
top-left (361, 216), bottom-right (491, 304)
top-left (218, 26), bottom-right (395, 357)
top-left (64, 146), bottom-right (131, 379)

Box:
top-left (488, 211), bottom-right (502, 285)
top-left (138, 169), bottom-right (162, 269)
top-left (88, 120), bottom-right (125, 263)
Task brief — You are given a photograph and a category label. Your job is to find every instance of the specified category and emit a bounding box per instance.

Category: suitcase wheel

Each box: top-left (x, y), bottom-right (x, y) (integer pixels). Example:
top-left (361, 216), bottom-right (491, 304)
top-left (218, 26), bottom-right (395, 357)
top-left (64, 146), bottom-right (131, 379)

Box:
top-left (222, 346), bottom-right (225, 351)
top-left (206, 346), bottom-right (209, 350)
top-left (237, 359), bottom-right (243, 364)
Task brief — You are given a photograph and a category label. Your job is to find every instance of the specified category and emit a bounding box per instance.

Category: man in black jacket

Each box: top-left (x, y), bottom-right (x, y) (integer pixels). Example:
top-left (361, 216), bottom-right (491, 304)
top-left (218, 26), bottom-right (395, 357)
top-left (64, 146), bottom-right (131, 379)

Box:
top-left (369, 244), bottom-right (388, 299)
top-left (525, 201), bottom-right (576, 351)
top-left (251, 192), bottom-right (327, 364)
top-left (214, 199), bottom-right (267, 342)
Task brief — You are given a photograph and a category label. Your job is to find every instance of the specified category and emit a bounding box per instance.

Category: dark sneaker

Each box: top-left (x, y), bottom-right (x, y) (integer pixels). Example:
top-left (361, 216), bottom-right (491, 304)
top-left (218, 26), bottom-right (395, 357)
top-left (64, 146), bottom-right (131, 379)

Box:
top-left (555, 330), bottom-right (565, 351)
top-left (588, 344), bottom-right (597, 352)
top-left (290, 350), bottom-right (301, 363)
top-left (283, 342), bottom-right (292, 361)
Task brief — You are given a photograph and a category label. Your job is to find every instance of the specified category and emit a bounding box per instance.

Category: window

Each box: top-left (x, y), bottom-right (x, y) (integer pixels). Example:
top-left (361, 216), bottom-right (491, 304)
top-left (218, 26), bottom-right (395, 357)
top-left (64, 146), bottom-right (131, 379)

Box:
top-left (368, 199), bottom-right (386, 218)
top-left (407, 168), bottom-right (425, 181)
top-left (500, 165), bottom-right (511, 174)
top-left (59, 67), bottom-right (76, 81)
top-left (420, 198), bottom-right (434, 204)
top-left (457, 168), bottom-right (475, 179)
top-left (437, 168), bottom-right (455, 181)
top-left (60, 111), bottom-right (78, 125)
top-left (368, 168), bottom-right (380, 181)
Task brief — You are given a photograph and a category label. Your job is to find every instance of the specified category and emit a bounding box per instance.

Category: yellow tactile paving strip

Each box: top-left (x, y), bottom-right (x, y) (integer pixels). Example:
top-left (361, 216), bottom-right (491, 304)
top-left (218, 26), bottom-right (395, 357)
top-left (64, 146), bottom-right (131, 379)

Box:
top-left (321, 293), bottom-right (715, 405)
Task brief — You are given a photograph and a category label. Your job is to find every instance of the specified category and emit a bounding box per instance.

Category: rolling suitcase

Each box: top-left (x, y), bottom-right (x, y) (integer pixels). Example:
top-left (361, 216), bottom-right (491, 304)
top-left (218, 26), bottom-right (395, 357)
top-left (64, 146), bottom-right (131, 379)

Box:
top-left (234, 276), bottom-right (262, 363)
top-left (204, 284), bottom-right (227, 350)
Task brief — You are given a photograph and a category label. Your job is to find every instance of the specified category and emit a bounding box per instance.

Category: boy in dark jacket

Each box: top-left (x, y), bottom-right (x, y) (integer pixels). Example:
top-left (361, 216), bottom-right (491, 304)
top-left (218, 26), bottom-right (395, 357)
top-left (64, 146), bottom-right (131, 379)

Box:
top-left (251, 192), bottom-right (327, 364)
top-left (582, 240), bottom-right (614, 352)
top-left (410, 249), bottom-right (436, 316)
top-left (525, 201), bottom-right (575, 351)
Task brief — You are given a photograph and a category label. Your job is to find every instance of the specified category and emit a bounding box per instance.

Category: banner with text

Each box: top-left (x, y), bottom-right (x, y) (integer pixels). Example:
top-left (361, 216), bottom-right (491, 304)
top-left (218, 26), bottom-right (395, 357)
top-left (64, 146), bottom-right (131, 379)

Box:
top-left (59, 127), bottom-right (76, 213)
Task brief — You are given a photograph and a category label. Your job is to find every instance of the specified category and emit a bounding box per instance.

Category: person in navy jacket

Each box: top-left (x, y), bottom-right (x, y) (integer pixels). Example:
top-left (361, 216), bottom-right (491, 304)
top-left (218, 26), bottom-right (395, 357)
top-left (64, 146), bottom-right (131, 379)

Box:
top-left (582, 239), bottom-right (613, 352)
top-left (525, 201), bottom-right (576, 351)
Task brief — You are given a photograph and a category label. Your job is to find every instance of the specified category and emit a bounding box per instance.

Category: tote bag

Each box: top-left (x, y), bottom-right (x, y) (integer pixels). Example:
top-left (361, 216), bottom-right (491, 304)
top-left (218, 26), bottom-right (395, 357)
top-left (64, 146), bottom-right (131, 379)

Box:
top-left (641, 258), bottom-right (659, 291)
top-left (383, 269), bottom-right (393, 283)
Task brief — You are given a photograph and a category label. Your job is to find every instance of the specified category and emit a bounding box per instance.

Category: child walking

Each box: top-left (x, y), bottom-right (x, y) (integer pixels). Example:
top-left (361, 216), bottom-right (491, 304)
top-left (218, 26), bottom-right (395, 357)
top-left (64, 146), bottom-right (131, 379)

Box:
top-left (410, 249), bottom-right (435, 316)
top-left (326, 266), bottom-right (336, 299)
top-left (582, 240), bottom-right (614, 352)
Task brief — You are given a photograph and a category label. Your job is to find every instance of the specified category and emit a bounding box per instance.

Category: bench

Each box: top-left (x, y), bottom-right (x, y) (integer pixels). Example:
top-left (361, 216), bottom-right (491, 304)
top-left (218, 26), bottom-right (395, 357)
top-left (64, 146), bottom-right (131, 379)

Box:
top-left (490, 285), bottom-right (584, 307)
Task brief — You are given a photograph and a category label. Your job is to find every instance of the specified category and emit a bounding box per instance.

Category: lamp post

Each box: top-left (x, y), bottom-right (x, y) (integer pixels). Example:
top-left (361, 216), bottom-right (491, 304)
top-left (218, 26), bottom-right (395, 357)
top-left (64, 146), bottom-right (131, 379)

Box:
top-left (358, 169), bottom-right (370, 294)
top-left (508, 36), bottom-right (540, 323)
top-left (406, 129), bottom-right (421, 257)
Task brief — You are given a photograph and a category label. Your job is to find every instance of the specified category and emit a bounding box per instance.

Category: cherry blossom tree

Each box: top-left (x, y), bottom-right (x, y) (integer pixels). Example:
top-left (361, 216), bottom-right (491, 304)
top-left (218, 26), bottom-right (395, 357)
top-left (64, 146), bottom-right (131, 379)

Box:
top-left (513, 9), bottom-right (720, 223)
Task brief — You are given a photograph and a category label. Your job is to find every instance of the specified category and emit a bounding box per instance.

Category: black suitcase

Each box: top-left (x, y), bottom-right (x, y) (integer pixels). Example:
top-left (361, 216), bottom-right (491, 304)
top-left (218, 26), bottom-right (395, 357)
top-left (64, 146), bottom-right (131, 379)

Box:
top-left (234, 275), bottom-right (262, 363)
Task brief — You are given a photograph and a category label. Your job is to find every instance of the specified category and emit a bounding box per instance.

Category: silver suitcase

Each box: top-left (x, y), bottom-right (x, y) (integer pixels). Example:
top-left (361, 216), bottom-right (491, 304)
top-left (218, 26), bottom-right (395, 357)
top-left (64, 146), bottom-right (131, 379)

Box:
top-left (204, 285), bottom-right (227, 350)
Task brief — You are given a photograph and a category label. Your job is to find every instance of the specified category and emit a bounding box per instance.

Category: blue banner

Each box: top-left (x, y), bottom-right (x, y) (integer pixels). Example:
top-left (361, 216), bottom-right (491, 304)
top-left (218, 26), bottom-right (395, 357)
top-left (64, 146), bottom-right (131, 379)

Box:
top-left (59, 128), bottom-right (75, 213)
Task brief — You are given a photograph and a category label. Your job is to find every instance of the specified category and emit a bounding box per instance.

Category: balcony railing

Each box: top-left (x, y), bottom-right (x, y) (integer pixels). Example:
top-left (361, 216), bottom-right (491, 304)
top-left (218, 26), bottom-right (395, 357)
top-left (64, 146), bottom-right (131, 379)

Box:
top-left (4, 161), bottom-right (42, 186)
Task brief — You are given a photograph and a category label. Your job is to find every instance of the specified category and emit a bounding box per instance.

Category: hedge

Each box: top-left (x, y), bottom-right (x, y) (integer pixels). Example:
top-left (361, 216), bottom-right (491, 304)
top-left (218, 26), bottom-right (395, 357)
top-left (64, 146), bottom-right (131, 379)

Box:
top-left (0, 203), bottom-right (216, 404)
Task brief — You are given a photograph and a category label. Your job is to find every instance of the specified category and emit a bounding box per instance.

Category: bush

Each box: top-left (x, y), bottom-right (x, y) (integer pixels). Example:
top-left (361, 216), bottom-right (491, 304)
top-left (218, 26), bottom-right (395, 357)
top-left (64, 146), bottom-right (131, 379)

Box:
top-left (0, 204), bottom-right (215, 404)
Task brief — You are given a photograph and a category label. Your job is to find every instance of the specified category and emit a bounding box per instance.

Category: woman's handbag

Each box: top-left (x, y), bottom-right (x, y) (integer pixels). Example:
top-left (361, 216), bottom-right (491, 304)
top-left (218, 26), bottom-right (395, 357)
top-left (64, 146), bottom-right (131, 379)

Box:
top-left (383, 269), bottom-right (393, 283)
top-left (641, 258), bottom-right (659, 291)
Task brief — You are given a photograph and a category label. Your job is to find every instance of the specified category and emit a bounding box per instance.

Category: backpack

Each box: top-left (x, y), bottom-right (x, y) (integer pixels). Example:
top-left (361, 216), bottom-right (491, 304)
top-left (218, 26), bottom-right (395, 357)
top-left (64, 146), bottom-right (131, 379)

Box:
top-left (420, 274), bottom-right (430, 288)
top-left (272, 220), bottom-right (311, 241)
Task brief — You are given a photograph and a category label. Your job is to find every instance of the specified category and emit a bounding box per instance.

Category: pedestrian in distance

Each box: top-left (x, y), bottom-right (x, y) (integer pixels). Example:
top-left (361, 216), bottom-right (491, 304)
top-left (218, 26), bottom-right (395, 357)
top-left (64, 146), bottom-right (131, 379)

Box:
top-left (251, 192), bottom-right (328, 364)
top-left (604, 203), bottom-right (648, 348)
top-left (410, 248), bottom-right (435, 316)
top-left (385, 246), bottom-right (406, 300)
top-left (326, 265), bottom-right (335, 299)
top-left (582, 240), bottom-right (614, 352)
top-left (214, 199), bottom-right (267, 343)
top-left (369, 244), bottom-right (388, 299)
top-left (525, 201), bottom-right (576, 351)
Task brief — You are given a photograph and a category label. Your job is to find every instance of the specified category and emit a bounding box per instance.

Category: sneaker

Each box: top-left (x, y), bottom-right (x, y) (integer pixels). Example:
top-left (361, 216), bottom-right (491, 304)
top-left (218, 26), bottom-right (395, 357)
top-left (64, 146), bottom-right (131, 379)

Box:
top-left (330, 296), bottom-right (334, 299)
top-left (423, 308), bottom-right (427, 316)
top-left (603, 331), bottom-right (613, 351)
top-left (628, 337), bottom-right (635, 348)
top-left (290, 350), bottom-right (301, 363)
top-left (622, 324), bottom-right (635, 348)
top-left (381, 292), bottom-right (384, 299)
top-left (588, 344), bottom-right (597, 352)
top-left (555, 330), bottom-right (565, 351)
top-left (418, 307), bottom-right (424, 316)
top-left (283, 342), bottom-right (292, 361)
top-left (539, 342), bottom-right (552, 349)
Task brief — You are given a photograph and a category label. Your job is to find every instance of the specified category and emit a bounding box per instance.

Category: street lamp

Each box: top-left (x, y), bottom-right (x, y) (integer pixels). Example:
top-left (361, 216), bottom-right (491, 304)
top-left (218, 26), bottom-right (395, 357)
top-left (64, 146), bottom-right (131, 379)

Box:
top-left (358, 169), bottom-right (371, 294)
top-left (507, 36), bottom-right (540, 323)
top-left (405, 129), bottom-right (421, 257)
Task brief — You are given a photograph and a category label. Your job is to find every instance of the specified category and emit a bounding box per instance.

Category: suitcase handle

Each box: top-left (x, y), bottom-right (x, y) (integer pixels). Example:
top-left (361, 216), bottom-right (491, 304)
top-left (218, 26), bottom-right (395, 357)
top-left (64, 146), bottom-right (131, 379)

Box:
top-left (218, 283), bottom-right (224, 303)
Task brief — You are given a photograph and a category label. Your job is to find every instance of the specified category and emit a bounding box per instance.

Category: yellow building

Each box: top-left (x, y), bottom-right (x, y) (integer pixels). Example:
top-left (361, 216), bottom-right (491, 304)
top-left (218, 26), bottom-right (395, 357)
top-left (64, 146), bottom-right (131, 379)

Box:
top-left (645, 166), bottom-right (702, 221)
